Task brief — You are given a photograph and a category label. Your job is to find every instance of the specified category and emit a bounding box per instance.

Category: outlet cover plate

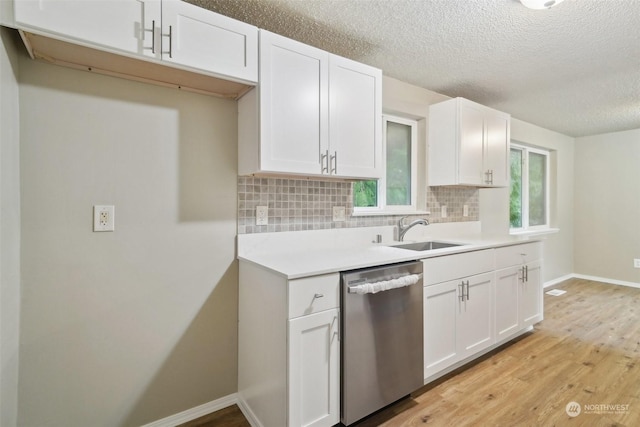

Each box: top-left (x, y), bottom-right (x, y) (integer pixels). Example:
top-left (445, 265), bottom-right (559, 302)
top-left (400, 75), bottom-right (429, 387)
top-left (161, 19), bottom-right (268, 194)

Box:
top-left (94, 205), bottom-right (115, 232)
top-left (256, 206), bottom-right (268, 226)
top-left (333, 206), bottom-right (346, 222)
top-left (634, 259), bottom-right (640, 269)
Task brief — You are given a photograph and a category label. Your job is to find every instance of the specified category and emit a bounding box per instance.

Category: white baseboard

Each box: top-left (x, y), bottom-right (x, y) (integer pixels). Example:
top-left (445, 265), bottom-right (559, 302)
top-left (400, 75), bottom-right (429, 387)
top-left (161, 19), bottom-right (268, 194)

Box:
top-left (237, 393), bottom-right (263, 427)
top-left (140, 393), bottom-right (238, 427)
top-left (544, 273), bottom-right (640, 289)
top-left (572, 273), bottom-right (640, 289)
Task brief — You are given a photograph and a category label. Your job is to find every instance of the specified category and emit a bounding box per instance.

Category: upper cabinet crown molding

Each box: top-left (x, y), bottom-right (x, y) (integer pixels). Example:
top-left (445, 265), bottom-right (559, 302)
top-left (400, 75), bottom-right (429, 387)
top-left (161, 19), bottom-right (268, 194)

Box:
top-left (9, 0), bottom-right (258, 98)
top-left (239, 30), bottom-right (383, 180)
top-left (428, 97), bottom-right (510, 187)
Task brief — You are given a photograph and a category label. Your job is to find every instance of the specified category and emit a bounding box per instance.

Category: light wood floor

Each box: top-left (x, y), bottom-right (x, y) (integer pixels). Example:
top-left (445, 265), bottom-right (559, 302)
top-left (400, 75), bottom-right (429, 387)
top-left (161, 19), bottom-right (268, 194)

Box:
top-left (183, 278), bottom-right (640, 426)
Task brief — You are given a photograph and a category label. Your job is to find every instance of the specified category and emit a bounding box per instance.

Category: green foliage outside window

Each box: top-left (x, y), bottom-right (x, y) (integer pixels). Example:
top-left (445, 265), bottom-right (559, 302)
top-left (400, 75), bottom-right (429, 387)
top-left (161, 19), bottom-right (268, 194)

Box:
top-left (353, 180), bottom-right (377, 207)
top-left (510, 149), bottom-right (522, 228)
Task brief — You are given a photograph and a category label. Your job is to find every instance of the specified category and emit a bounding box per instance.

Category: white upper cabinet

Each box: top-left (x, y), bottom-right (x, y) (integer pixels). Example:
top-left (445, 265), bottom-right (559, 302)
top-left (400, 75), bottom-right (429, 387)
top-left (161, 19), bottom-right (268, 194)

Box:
top-left (161, 0), bottom-right (257, 82)
top-left (239, 30), bottom-right (382, 179)
top-left (329, 55), bottom-right (382, 178)
top-left (428, 97), bottom-right (510, 187)
top-left (14, 0), bottom-right (161, 57)
top-left (248, 30), bottom-right (329, 175)
top-left (12, 0), bottom-right (258, 83)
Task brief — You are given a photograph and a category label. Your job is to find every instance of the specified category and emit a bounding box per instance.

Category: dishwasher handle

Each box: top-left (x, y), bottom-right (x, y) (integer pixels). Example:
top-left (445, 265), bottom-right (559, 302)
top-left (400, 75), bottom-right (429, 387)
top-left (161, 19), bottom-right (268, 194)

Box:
top-left (347, 273), bottom-right (422, 295)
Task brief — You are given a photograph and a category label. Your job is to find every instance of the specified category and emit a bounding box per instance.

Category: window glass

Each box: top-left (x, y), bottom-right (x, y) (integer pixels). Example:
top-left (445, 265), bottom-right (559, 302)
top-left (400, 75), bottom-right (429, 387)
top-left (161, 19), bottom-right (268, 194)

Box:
top-left (353, 180), bottom-right (377, 207)
top-left (510, 148), bottom-right (523, 228)
top-left (386, 121), bottom-right (412, 206)
top-left (510, 144), bottom-right (549, 231)
top-left (528, 152), bottom-right (547, 226)
top-left (353, 115), bottom-right (417, 212)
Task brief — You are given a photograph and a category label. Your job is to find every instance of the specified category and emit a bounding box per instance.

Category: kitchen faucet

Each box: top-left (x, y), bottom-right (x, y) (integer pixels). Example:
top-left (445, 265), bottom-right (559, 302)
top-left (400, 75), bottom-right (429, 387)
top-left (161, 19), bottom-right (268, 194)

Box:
top-left (397, 216), bottom-right (429, 241)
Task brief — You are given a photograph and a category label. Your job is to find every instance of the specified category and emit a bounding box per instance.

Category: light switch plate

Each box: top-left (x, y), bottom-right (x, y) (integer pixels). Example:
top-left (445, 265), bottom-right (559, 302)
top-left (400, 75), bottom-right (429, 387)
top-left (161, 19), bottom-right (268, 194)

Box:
top-left (333, 206), bottom-right (346, 222)
top-left (441, 205), bottom-right (447, 218)
top-left (94, 205), bottom-right (115, 232)
top-left (634, 259), bottom-right (640, 269)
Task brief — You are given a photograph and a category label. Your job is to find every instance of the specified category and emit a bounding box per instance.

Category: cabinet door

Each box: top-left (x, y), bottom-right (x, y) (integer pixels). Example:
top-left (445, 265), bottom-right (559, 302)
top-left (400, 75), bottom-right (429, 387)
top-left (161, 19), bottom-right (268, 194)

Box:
top-left (457, 101), bottom-right (485, 186)
top-left (14, 0), bottom-right (160, 58)
top-left (520, 260), bottom-right (543, 327)
top-left (424, 281), bottom-right (459, 379)
top-left (457, 272), bottom-right (494, 358)
top-left (161, 0), bottom-right (257, 82)
top-left (329, 55), bottom-right (382, 179)
top-left (288, 309), bottom-right (339, 427)
top-left (259, 30), bottom-right (329, 175)
top-left (484, 111), bottom-right (509, 187)
top-left (495, 266), bottom-right (521, 341)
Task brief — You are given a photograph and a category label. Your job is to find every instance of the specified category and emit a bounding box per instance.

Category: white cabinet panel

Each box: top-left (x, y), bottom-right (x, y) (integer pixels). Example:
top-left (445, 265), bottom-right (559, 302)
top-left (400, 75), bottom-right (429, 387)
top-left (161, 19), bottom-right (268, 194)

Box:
top-left (424, 281), bottom-right (459, 379)
top-left (329, 55), bottom-right (382, 178)
top-left (484, 112), bottom-right (509, 187)
top-left (520, 259), bottom-right (543, 327)
top-left (161, 0), bottom-right (257, 81)
top-left (423, 249), bottom-right (494, 286)
top-left (288, 273), bottom-right (340, 319)
top-left (495, 266), bottom-right (521, 341)
top-left (458, 103), bottom-right (485, 186)
top-left (256, 30), bottom-right (328, 175)
top-left (289, 309), bottom-right (340, 427)
top-left (14, 0), bottom-right (160, 57)
top-left (457, 272), bottom-right (494, 357)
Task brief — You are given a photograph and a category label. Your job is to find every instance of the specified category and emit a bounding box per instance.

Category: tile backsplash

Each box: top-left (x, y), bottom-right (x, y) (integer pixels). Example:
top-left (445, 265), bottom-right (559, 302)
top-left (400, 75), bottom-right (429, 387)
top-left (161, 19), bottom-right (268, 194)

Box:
top-left (238, 177), bottom-right (479, 234)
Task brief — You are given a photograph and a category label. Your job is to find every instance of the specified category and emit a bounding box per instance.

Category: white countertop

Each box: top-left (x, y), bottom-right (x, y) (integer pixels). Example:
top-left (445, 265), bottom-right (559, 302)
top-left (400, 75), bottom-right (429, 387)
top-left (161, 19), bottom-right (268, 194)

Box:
top-left (238, 223), bottom-right (543, 279)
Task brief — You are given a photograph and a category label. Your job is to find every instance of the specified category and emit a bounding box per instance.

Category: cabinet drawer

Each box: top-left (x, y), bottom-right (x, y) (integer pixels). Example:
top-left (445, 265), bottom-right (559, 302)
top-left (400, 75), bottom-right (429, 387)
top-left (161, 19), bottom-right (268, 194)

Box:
top-left (422, 250), bottom-right (494, 286)
top-left (288, 274), bottom-right (339, 319)
top-left (495, 242), bottom-right (542, 269)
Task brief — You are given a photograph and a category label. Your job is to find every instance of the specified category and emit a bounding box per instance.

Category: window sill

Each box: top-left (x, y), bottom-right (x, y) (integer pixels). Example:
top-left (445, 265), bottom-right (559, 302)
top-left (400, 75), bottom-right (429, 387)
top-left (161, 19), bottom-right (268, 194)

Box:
top-left (352, 210), bottom-right (431, 217)
top-left (509, 228), bottom-right (560, 237)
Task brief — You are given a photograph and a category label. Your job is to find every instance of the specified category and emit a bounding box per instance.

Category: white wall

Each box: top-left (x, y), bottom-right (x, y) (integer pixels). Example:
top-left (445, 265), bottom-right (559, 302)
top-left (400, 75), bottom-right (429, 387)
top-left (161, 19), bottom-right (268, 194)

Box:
top-left (0, 27), bottom-right (21, 427)
top-left (574, 129), bottom-right (640, 284)
top-left (480, 118), bottom-right (576, 283)
top-left (17, 56), bottom-right (239, 426)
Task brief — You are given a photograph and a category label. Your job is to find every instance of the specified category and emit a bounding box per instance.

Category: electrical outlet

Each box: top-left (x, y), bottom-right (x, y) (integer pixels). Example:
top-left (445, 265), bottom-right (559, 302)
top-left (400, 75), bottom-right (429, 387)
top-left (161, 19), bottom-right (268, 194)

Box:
top-left (441, 205), bottom-right (447, 218)
top-left (463, 205), bottom-right (469, 217)
top-left (93, 205), bottom-right (115, 232)
top-left (634, 259), bottom-right (640, 269)
top-left (333, 206), bottom-right (346, 222)
top-left (256, 206), bottom-right (268, 226)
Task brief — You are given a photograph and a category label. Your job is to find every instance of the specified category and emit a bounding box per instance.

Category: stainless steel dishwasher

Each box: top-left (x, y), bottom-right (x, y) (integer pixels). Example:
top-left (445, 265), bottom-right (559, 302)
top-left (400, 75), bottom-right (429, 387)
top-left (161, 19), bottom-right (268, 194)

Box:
top-left (341, 261), bottom-right (424, 426)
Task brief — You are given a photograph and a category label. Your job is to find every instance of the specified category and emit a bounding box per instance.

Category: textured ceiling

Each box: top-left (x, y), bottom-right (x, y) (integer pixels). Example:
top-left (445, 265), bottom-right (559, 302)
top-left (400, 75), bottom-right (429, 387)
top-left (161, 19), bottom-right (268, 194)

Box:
top-left (189, 0), bottom-right (640, 137)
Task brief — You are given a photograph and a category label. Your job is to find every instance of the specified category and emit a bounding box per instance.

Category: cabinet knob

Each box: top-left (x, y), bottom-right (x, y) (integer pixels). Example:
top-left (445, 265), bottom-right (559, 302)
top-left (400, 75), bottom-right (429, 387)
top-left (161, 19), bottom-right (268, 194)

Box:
top-left (313, 293), bottom-right (324, 299)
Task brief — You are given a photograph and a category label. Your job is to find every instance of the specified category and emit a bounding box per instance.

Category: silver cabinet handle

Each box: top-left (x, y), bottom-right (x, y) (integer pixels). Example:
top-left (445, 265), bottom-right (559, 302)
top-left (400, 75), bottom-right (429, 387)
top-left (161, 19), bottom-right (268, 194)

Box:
top-left (313, 293), bottom-right (324, 299)
top-left (525, 265), bottom-right (529, 282)
top-left (168, 25), bottom-right (173, 58)
top-left (330, 151), bottom-right (337, 175)
top-left (466, 280), bottom-right (470, 300)
top-left (151, 20), bottom-right (156, 54)
top-left (458, 283), bottom-right (465, 302)
top-left (320, 150), bottom-right (329, 173)
top-left (489, 169), bottom-right (494, 184)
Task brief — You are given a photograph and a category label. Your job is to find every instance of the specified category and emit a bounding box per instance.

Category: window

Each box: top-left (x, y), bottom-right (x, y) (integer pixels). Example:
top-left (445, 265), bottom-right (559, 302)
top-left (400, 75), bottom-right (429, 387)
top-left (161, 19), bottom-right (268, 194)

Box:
top-left (510, 144), bottom-right (549, 231)
top-left (353, 115), bottom-right (418, 213)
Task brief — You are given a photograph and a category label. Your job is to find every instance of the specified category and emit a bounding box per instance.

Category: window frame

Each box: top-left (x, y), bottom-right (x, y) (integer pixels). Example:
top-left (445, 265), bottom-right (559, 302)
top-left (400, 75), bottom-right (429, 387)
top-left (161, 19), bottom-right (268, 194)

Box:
top-left (353, 114), bottom-right (418, 214)
top-left (510, 143), bottom-right (551, 233)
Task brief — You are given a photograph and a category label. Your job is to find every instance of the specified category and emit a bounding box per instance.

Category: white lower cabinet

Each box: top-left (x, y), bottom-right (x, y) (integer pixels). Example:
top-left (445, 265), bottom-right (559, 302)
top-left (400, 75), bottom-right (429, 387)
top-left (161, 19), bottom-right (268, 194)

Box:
top-left (423, 270), bottom-right (494, 380)
top-left (423, 242), bottom-right (543, 383)
top-left (289, 309), bottom-right (340, 427)
top-left (238, 261), bottom-right (339, 427)
top-left (495, 242), bottom-right (543, 343)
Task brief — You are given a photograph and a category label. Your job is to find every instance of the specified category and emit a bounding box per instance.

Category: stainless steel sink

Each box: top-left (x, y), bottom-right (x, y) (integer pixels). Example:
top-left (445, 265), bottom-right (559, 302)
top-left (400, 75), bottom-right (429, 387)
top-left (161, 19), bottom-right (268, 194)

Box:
top-left (391, 241), bottom-right (463, 251)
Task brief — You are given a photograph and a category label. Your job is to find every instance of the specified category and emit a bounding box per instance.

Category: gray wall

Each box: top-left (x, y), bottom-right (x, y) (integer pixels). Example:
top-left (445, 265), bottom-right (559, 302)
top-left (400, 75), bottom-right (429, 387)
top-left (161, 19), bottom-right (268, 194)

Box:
top-left (17, 55), bottom-right (239, 426)
top-left (1, 27), bottom-right (21, 427)
top-left (574, 129), bottom-right (640, 284)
